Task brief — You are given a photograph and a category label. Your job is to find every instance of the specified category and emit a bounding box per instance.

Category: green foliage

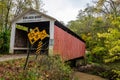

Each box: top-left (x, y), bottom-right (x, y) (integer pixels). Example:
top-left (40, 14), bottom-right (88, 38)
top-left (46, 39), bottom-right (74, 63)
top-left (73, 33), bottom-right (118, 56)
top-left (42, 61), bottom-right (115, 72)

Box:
top-left (0, 30), bottom-right (10, 54)
top-left (91, 47), bottom-right (106, 63)
top-left (112, 70), bottom-right (120, 80)
top-left (97, 27), bottom-right (120, 63)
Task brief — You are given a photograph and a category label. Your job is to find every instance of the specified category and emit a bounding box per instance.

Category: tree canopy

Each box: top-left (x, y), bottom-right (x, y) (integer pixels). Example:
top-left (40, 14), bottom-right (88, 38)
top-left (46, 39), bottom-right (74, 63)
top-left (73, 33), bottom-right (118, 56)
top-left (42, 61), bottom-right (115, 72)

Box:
top-left (68, 0), bottom-right (120, 63)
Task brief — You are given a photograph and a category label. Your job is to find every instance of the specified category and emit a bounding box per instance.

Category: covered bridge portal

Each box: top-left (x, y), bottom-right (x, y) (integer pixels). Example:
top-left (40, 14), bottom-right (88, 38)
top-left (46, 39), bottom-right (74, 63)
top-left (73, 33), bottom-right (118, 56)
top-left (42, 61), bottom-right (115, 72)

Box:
top-left (10, 9), bottom-right (85, 61)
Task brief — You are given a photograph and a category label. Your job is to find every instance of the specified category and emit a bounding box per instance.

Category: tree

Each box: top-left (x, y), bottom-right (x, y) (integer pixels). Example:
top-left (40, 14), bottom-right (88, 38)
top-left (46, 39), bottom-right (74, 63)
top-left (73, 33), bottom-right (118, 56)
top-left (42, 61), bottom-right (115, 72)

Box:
top-left (13, 0), bottom-right (45, 17)
top-left (68, 0), bottom-right (120, 63)
top-left (93, 0), bottom-right (120, 17)
top-left (97, 16), bottom-right (120, 63)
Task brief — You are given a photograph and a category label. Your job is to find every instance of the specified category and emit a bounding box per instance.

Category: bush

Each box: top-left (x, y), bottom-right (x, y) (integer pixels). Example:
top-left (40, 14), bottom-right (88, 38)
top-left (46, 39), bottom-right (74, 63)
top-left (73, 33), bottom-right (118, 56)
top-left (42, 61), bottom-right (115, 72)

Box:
top-left (35, 55), bottom-right (72, 80)
top-left (0, 30), bottom-right (10, 54)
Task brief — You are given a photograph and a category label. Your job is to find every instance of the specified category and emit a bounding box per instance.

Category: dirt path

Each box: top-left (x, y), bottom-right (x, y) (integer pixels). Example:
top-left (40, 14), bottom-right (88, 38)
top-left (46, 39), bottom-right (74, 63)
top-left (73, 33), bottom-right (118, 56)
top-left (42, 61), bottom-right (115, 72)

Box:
top-left (0, 54), bottom-right (30, 62)
top-left (73, 72), bottom-right (107, 80)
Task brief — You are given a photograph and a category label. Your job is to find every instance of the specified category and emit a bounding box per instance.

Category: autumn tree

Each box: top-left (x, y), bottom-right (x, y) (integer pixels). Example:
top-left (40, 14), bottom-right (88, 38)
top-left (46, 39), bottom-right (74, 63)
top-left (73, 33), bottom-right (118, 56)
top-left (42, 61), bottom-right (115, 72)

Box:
top-left (68, 0), bottom-right (120, 63)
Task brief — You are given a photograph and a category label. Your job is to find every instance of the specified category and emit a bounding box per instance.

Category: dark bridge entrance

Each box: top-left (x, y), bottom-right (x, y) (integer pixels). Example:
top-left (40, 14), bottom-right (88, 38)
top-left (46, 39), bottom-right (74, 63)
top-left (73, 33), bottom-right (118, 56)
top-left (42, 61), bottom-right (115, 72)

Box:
top-left (14, 21), bottom-right (50, 54)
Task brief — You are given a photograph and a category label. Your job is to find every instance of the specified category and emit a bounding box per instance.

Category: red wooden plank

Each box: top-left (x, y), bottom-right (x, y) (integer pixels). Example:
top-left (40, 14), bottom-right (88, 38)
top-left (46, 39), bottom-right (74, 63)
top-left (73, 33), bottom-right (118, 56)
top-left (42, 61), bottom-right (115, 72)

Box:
top-left (54, 25), bottom-right (85, 61)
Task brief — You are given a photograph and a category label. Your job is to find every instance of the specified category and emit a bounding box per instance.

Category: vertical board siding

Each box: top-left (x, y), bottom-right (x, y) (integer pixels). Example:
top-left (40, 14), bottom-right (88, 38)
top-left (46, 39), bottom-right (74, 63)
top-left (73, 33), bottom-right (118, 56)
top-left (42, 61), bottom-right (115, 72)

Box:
top-left (54, 25), bottom-right (85, 60)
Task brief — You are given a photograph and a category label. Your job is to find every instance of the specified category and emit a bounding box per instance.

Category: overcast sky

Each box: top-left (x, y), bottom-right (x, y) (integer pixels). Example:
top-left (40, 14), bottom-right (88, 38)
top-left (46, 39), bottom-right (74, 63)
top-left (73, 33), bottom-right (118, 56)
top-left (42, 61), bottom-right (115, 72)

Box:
top-left (43, 0), bottom-right (92, 24)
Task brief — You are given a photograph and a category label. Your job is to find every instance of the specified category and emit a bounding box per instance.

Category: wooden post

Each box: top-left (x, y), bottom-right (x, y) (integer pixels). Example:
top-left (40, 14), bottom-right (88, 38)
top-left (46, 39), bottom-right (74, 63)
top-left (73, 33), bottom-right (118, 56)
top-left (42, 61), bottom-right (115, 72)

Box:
top-left (23, 44), bottom-right (31, 70)
top-left (24, 27), bottom-right (30, 70)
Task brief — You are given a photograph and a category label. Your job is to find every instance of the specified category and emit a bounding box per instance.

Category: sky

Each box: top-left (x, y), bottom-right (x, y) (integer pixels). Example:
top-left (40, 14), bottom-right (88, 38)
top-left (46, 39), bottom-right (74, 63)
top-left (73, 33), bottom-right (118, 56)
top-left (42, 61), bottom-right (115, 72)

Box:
top-left (43, 0), bottom-right (92, 24)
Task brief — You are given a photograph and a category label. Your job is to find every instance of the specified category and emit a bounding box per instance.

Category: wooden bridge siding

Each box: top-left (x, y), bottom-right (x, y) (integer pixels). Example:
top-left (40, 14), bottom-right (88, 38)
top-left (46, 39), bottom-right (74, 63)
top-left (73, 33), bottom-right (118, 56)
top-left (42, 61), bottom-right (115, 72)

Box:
top-left (53, 25), bottom-right (85, 60)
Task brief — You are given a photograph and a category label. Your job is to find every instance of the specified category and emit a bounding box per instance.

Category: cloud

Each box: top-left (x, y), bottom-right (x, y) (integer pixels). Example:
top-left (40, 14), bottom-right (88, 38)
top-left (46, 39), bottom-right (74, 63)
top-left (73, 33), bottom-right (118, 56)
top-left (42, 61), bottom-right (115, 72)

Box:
top-left (43, 0), bottom-right (91, 24)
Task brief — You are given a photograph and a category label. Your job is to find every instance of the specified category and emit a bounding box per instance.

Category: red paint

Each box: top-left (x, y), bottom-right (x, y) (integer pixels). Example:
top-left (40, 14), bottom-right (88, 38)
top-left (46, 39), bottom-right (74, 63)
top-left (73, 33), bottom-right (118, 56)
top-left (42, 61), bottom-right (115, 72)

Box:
top-left (54, 25), bottom-right (85, 61)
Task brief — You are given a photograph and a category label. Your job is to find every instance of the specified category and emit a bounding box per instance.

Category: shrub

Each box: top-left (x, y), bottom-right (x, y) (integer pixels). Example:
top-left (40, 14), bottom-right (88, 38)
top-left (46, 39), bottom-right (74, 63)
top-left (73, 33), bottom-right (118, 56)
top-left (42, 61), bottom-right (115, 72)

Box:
top-left (35, 55), bottom-right (72, 80)
top-left (0, 30), bottom-right (10, 54)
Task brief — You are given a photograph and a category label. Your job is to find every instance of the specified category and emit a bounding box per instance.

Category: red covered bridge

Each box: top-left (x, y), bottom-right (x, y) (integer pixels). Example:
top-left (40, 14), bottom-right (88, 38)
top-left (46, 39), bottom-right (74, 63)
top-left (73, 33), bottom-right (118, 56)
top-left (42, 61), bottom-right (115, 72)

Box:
top-left (10, 8), bottom-right (85, 61)
top-left (54, 21), bottom-right (85, 60)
